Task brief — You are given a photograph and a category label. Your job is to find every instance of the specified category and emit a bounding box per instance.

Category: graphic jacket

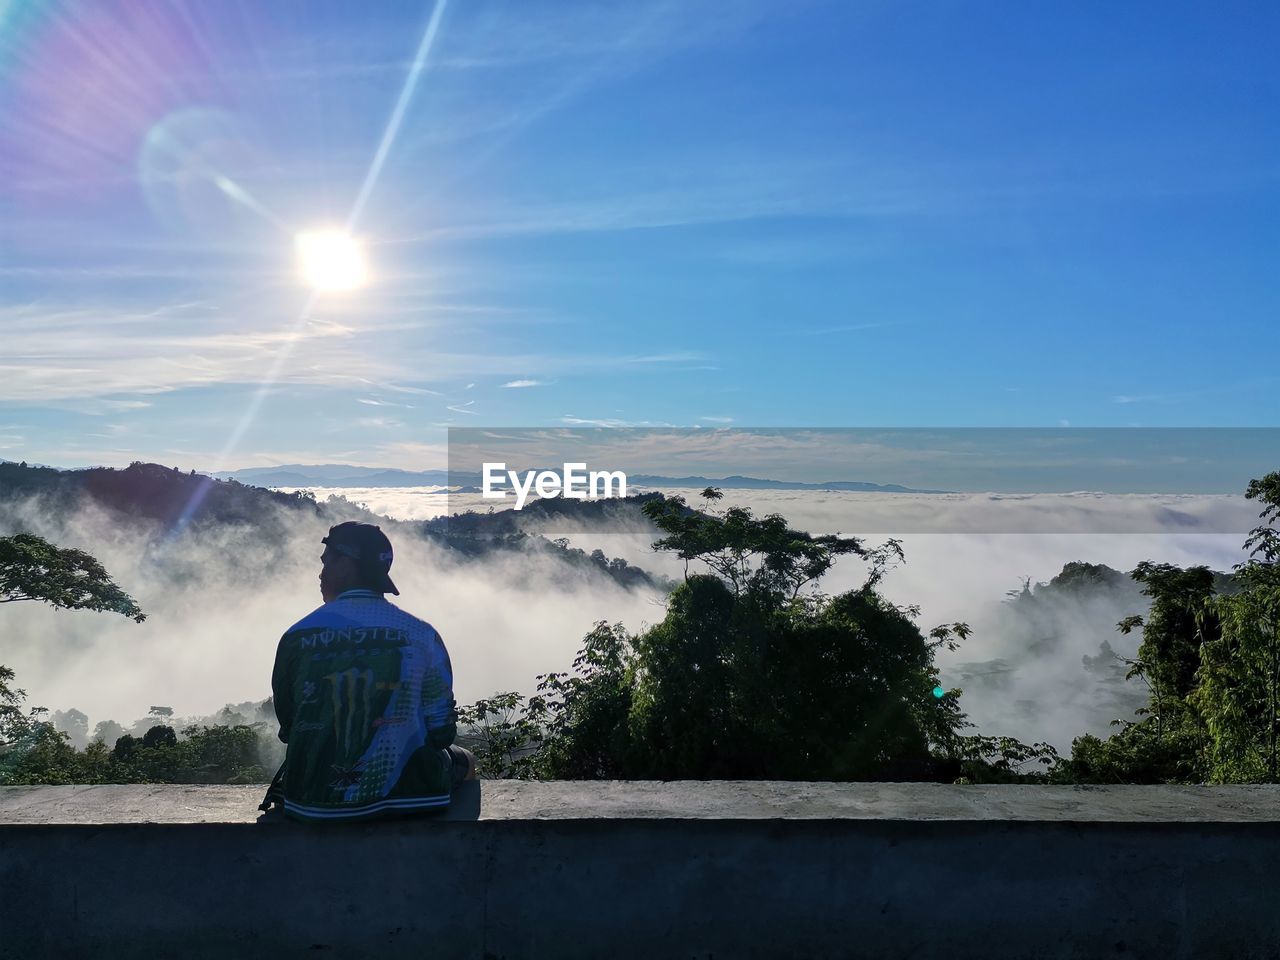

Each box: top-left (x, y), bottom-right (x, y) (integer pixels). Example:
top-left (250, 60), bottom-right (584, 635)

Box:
top-left (271, 589), bottom-right (457, 821)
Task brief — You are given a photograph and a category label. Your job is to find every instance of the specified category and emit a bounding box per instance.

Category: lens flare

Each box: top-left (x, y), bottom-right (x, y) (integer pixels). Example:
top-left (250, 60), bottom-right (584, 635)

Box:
top-left (295, 230), bottom-right (368, 292)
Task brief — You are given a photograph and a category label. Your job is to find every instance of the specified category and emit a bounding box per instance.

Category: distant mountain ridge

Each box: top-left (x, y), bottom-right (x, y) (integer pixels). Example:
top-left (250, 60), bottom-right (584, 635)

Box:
top-left (215, 464), bottom-right (950, 493)
top-left (0, 460), bottom-right (672, 593)
top-left (214, 465), bottom-right (447, 488)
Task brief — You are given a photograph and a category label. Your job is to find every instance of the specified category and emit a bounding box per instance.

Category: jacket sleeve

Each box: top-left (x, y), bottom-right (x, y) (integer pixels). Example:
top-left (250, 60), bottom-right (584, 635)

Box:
top-left (271, 634), bottom-right (294, 744)
top-left (423, 631), bottom-right (457, 752)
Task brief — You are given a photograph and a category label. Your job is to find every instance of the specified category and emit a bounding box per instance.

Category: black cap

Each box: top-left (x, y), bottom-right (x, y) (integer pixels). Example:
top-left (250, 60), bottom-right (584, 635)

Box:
top-left (322, 521), bottom-right (399, 596)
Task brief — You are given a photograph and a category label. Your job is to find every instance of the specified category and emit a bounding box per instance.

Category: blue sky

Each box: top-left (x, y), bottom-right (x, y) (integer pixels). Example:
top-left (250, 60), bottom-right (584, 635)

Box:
top-left (2, 0), bottom-right (1277, 472)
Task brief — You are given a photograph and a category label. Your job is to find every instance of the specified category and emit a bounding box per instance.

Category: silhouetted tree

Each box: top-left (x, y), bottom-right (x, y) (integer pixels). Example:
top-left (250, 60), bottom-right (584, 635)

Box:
top-left (141, 725), bottom-right (178, 750)
top-left (0, 533), bottom-right (144, 621)
top-left (91, 719), bottom-right (125, 749)
top-left (1, 537), bottom-right (145, 776)
top-left (51, 708), bottom-right (89, 750)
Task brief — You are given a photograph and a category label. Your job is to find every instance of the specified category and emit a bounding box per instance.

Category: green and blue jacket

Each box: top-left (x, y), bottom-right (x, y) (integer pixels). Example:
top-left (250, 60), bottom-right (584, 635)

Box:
top-left (271, 589), bottom-right (457, 821)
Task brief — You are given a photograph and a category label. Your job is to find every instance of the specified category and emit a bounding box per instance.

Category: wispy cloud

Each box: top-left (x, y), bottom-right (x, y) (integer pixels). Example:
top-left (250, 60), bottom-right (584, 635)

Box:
top-left (0, 300), bottom-right (721, 404)
top-left (0, 302), bottom-right (367, 400)
top-left (1110, 378), bottom-right (1277, 407)
top-left (396, 171), bottom-right (929, 242)
top-left (502, 379), bottom-right (550, 388)
top-left (372, 381), bottom-right (443, 397)
top-left (1113, 394), bottom-right (1165, 405)
top-left (559, 415), bottom-right (679, 428)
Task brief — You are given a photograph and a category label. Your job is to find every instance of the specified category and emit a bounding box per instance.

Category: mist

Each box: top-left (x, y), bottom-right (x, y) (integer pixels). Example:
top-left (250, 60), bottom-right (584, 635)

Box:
top-left (360, 486), bottom-right (1250, 751)
top-left (1, 482), bottom-right (1256, 754)
top-left (0, 490), bottom-right (667, 736)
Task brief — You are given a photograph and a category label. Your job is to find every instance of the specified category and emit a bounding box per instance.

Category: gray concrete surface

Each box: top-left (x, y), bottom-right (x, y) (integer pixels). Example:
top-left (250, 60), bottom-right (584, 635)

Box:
top-left (5, 780), bottom-right (1280, 823)
top-left (2, 782), bottom-right (1280, 959)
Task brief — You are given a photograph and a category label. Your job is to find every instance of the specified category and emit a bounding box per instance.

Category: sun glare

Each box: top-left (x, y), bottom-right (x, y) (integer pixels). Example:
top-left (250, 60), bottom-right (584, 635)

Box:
top-left (295, 230), bottom-right (368, 292)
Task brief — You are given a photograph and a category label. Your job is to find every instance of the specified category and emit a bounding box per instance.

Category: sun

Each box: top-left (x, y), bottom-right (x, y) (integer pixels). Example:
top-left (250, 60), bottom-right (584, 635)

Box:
top-left (295, 230), bottom-right (368, 293)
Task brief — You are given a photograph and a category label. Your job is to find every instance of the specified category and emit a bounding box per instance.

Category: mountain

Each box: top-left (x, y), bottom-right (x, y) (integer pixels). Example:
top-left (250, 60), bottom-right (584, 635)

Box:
top-left (215, 464), bottom-right (950, 493)
top-left (627, 474), bottom-right (950, 493)
top-left (0, 461), bottom-right (669, 593)
top-left (0, 460), bottom-right (328, 531)
top-left (214, 464), bottom-right (453, 488)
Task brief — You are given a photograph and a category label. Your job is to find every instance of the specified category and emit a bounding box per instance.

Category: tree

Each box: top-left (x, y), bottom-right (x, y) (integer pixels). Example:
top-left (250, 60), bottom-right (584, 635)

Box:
top-left (1050, 563), bottom-right (1217, 784)
top-left (1116, 562), bottom-right (1218, 747)
top-left (1193, 470), bottom-right (1280, 782)
top-left (1195, 580), bottom-right (1280, 782)
top-left (642, 488), bottom-right (871, 598)
top-left (0, 665), bottom-right (37, 749)
top-left (91, 719), bottom-right (126, 748)
top-left (527, 622), bottom-right (638, 780)
top-left (457, 691), bottom-right (547, 780)
top-left (487, 490), bottom-right (1036, 783)
top-left (1, 536), bottom-right (145, 781)
top-left (0, 533), bottom-right (145, 621)
top-left (51, 708), bottom-right (89, 750)
top-left (141, 725), bottom-right (178, 750)
top-left (1054, 471), bottom-right (1280, 785)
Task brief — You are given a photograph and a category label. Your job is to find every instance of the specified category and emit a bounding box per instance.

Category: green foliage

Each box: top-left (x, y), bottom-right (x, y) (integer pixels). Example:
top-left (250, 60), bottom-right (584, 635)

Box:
top-left (1193, 580), bottom-right (1280, 782)
top-left (2, 717), bottom-right (271, 785)
top-left (421, 495), bottom-right (674, 592)
top-left (1121, 562), bottom-right (1220, 704)
top-left (1056, 470), bottom-right (1280, 784)
top-left (1, 534), bottom-right (146, 782)
top-left (1243, 472), bottom-right (1280, 564)
top-left (1052, 698), bottom-right (1207, 784)
top-left (1, 723), bottom-right (114, 785)
top-left (1190, 470), bottom-right (1280, 782)
top-left (1053, 560), bottom-right (1219, 784)
top-left (641, 490), bottom-right (869, 598)
top-left (527, 621), bottom-right (638, 780)
top-left (0, 664), bottom-right (34, 745)
top-left (0, 533), bottom-right (145, 621)
top-left (464, 489), bottom-right (1055, 783)
top-left (456, 691), bottom-right (543, 779)
top-left (142, 724), bottom-right (178, 750)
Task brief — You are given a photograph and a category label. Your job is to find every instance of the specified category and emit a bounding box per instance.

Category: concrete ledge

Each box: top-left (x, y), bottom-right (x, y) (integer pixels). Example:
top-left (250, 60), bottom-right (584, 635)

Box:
top-left (4, 780), bottom-right (1280, 823)
top-left (3, 783), bottom-right (1280, 959)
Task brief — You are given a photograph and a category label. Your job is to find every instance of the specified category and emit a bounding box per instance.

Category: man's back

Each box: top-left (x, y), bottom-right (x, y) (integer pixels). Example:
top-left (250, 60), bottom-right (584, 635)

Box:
top-left (271, 588), bottom-right (457, 821)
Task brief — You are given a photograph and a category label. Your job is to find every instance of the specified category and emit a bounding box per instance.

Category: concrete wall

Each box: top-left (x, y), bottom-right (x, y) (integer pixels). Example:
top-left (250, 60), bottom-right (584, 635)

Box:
top-left (2, 782), bottom-right (1280, 960)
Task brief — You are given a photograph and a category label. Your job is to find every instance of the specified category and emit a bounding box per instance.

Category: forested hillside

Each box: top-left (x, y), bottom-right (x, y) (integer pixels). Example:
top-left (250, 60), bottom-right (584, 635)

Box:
top-left (3, 465), bottom-right (1277, 788)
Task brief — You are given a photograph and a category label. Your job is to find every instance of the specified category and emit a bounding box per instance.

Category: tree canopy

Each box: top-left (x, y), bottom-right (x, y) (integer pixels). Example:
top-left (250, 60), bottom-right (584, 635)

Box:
top-left (463, 489), bottom-right (1056, 784)
top-left (1057, 469), bottom-right (1280, 785)
top-left (1, 534), bottom-right (145, 775)
top-left (0, 533), bottom-right (145, 621)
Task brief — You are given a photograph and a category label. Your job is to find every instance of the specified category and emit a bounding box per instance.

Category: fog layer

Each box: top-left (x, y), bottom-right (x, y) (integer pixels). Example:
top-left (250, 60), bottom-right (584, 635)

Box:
top-left (2, 484), bottom-right (1251, 752)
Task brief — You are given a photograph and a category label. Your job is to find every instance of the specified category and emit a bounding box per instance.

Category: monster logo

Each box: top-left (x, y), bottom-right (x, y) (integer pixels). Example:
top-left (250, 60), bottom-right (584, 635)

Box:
top-left (325, 668), bottom-right (375, 753)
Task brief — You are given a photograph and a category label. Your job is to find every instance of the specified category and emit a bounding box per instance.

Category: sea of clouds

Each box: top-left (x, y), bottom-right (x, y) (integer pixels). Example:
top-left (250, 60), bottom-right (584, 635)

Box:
top-left (0, 484), bottom-right (1258, 752)
top-left (310, 485), bottom-right (1253, 749)
top-left (0, 491), bottom-right (665, 739)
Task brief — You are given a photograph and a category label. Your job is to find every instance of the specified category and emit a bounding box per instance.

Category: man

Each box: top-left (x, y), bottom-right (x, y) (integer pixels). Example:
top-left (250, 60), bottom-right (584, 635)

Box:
top-left (267, 521), bottom-right (475, 821)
